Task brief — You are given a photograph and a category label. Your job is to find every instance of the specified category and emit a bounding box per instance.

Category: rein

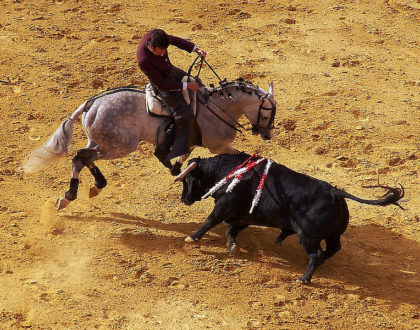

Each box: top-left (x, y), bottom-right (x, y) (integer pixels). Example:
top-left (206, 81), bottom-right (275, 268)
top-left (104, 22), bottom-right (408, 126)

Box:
top-left (197, 95), bottom-right (246, 133)
top-left (188, 57), bottom-right (245, 132)
top-left (188, 57), bottom-right (276, 133)
top-left (200, 81), bottom-right (276, 134)
top-left (187, 56), bottom-right (223, 84)
top-left (188, 57), bottom-right (275, 133)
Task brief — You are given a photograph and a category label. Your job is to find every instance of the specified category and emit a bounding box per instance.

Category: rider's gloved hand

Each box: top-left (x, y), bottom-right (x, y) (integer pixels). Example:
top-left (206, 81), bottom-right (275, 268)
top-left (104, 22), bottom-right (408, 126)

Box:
top-left (187, 82), bottom-right (199, 91)
top-left (194, 48), bottom-right (207, 59)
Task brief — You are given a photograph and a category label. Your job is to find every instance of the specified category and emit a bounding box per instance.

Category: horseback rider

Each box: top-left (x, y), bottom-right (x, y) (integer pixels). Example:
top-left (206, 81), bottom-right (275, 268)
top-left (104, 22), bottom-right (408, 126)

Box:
top-left (136, 29), bottom-right (207, 169)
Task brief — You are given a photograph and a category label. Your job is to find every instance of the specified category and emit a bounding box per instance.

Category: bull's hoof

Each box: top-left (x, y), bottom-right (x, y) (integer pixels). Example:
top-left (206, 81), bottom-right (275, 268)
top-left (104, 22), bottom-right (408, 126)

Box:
top-left (89, 186), bottom-right (102, 198)
top-left (229, 244), bottom-right (240, 256)
top-left (55, 198), bottom-right (71, 211)
top-left (298, 276), bottom-right (311, 285)
top-left (184, 236), bottom-right (196, 243)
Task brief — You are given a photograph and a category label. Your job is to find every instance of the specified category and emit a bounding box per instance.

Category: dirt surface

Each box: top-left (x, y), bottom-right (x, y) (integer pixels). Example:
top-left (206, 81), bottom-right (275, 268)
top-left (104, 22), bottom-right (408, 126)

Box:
top-left (1, 0), bottom-right (419, 328)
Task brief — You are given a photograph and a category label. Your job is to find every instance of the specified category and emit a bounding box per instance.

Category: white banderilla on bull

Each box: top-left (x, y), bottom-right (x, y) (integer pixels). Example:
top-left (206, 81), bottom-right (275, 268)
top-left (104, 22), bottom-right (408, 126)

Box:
top-left (201, 155), bottom-right (273, 214)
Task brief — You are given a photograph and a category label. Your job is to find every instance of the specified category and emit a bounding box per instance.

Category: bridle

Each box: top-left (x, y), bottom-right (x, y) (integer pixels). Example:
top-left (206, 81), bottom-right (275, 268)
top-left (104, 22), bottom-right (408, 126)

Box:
top-left (201, 82), bottom-right (276, 135)
top-left (252, 92), bottom-right (276, 134)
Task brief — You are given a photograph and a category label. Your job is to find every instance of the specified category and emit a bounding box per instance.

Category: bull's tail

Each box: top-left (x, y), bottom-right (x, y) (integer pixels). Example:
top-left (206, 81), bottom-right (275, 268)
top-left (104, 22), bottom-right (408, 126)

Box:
top-left (22, 102), bottom-right (87, 173)
top-left (333, 184), bottom-right (405, 209)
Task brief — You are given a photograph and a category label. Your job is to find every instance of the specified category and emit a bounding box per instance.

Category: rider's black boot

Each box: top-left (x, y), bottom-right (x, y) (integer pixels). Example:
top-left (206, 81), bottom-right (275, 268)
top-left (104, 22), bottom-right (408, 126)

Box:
top-left (165, 116), bottom-right (191, 162)
top-left (154, 122), bottom-right (175, 169)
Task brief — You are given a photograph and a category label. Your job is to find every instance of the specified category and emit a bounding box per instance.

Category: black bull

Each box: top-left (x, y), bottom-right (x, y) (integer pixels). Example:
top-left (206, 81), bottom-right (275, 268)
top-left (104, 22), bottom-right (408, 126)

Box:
top-left (175, 153), bottom-right (404, 283)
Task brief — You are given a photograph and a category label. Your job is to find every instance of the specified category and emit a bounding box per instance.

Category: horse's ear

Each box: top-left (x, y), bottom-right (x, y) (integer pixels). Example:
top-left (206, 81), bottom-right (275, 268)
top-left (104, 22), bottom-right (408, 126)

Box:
top-left (268, 82), bottom-right (274, 97)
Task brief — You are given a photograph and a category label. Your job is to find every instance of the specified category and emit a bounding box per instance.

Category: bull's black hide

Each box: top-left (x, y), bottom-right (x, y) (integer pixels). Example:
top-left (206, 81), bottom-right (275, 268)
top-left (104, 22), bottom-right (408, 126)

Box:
top-left (176, 153), bottom-right (404, 283)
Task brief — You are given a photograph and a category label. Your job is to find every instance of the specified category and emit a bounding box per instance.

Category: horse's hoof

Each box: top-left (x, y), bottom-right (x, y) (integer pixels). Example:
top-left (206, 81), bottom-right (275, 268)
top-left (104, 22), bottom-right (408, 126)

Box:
top-left (89, 186), bottom-right (102, 198)
top-left (56, 198), bottom-right (71, 211)
top-left (184, 236), bottom-right (195, 243)
top-left (170, 162), bottom-right (182, 176)
top-left (229, 244), bottom-right (240, 256)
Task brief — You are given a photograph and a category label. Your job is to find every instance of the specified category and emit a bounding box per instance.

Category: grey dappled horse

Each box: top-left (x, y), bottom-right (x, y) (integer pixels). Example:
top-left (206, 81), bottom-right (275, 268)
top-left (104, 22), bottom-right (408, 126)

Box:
top-left (23, 79), bottom-right (277, 210)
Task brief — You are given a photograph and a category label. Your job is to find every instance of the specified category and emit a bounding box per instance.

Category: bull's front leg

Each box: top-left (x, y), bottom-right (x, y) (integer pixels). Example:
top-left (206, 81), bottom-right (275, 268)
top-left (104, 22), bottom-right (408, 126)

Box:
top-left (185, 209), bottom-right (223, 243)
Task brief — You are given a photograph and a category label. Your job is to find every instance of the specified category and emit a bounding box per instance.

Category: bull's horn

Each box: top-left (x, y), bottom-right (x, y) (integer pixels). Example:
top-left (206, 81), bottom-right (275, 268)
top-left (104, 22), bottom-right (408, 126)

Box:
top-left (174, 162), bottom-right (197, 182)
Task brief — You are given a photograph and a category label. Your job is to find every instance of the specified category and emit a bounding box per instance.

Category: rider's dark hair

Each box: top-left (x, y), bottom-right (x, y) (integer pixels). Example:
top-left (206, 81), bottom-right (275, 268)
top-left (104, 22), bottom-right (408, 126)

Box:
top-left (148, 29), bottom-right (169, 49)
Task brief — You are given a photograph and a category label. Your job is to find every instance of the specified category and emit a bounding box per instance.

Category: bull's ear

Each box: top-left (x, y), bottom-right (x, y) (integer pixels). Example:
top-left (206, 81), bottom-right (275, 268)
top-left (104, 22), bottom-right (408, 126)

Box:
top-left (268, 82), bottom-right (274, 97)
top-left (174, 162), bottom-right (197, 182)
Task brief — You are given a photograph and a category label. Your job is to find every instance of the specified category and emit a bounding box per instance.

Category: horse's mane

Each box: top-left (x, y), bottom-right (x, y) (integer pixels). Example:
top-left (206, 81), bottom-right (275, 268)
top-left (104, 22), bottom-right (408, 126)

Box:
top-left (206, 78), bottom-right (266, 98)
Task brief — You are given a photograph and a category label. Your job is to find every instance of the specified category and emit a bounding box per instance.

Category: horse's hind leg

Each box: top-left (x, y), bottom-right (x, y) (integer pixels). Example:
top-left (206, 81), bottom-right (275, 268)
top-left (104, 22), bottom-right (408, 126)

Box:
top-left (56, 147), bottom-right (104, 210)
top-left (71, 148), bottom-right (107, 198)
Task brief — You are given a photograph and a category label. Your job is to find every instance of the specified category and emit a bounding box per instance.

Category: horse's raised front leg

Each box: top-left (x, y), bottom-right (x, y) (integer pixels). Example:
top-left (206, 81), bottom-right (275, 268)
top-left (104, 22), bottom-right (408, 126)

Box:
top-left (170, 152), bottom-right (191, 176)
top-left (56, 147), bottom-right (104, 210)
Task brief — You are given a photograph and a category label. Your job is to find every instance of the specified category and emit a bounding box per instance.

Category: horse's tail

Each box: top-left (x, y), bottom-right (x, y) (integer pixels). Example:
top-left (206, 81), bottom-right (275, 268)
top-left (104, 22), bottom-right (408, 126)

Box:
top-left (22, 102), bottom-right (87, 173)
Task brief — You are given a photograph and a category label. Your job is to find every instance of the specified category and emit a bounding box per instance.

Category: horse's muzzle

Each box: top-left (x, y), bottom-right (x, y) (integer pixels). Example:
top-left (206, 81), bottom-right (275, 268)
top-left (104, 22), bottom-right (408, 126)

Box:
top-left (252, 124), bottom-right (273, 140)
top-left (259, 128), bottom-right (273, 140)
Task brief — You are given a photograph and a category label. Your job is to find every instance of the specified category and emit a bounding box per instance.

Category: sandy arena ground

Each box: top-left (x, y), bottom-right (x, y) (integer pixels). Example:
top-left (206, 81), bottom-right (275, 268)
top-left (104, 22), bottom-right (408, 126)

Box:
top-left (0, 0), bottom-right (419, 328)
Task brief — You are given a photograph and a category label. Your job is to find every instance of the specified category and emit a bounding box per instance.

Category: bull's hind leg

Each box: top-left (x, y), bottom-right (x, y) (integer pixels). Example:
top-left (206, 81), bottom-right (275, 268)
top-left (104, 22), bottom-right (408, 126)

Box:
top-left (226, 224), bottom-right (248, 255)
top-left (300, 239), bottom-right (325, 284)
top-left (324, 236), bottom-right (341, 259)
top-left (276, 229), bottom-right (295, 244)
top-left (56, 147), bottom-right (104, 210)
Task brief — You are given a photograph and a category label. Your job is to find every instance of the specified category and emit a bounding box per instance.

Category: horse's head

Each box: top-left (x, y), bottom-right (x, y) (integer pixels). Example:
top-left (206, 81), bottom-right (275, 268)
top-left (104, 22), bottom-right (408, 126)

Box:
top-left (251, 82), bottom-right (276, 140)
top-left (229, 80), bottom-right (276, 140)
top-left (203, 79), bottom-right (277, 140)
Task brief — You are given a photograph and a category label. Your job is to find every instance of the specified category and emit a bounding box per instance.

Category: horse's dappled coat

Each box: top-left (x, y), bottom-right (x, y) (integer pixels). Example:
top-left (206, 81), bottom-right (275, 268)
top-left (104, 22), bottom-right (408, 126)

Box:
top-left (23, 80), bottom-right (277, 211)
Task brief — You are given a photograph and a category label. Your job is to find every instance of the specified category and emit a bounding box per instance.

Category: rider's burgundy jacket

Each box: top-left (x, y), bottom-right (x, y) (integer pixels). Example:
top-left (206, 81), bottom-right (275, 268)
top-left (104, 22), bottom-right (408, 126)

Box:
top-left (136, 30), bottom-right (195, 91)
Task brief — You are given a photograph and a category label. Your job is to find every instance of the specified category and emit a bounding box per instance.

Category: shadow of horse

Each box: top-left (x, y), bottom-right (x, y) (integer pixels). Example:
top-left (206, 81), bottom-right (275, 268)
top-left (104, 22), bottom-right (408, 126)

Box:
top-left (61, 212), bottom-right (419, 307)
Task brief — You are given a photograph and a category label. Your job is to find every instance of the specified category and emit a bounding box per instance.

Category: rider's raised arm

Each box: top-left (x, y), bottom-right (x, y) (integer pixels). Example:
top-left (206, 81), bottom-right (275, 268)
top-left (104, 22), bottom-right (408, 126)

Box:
top-left (167, 34), bottom-right (195, 53)
top-left (139, 61), bottom-right (183, 91)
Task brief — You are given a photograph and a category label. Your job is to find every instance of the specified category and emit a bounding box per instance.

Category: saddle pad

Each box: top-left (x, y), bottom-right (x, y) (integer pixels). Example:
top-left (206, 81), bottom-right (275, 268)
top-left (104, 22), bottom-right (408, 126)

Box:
top-left (145, 76), bottom-right (197, 117)
top-left (145, 84), bottom-right (172, 117)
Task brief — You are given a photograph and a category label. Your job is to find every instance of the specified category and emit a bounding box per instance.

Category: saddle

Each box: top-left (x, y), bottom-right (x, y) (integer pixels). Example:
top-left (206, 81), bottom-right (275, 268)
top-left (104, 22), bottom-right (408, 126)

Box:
top-left (145, 76), bottom-right (197, 117)
top-left (148, 77), bottom-right (203, 160)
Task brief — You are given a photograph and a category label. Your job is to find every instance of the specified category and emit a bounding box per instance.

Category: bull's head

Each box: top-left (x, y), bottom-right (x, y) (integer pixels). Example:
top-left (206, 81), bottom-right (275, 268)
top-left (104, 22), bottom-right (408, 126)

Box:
top-left (174, 160), bottom-right (206, 206)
